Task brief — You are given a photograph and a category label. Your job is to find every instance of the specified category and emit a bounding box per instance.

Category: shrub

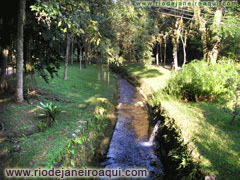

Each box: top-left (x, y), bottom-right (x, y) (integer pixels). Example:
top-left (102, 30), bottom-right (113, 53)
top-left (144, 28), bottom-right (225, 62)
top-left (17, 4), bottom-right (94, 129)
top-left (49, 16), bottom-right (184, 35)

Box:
top-left (37, 102), bottom-right (62, 126)
top-left (165, 60), bottom-right (240, 102)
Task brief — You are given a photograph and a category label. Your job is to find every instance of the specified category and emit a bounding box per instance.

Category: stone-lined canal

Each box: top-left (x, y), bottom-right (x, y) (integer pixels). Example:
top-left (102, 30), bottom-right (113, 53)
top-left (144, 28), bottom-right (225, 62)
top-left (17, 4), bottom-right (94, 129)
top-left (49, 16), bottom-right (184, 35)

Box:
top-left (101, 76), bottom-right (163, 179)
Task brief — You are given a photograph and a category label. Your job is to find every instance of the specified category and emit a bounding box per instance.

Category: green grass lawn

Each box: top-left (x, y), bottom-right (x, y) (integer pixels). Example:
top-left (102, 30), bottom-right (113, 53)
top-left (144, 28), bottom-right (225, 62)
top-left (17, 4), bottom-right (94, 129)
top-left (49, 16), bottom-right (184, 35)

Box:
top-left (123, 63), bottom-right (240, 180)
top-left (122, 63), bottom-right (171, 92)
top-left (0, 64), bottom-right (118, 177)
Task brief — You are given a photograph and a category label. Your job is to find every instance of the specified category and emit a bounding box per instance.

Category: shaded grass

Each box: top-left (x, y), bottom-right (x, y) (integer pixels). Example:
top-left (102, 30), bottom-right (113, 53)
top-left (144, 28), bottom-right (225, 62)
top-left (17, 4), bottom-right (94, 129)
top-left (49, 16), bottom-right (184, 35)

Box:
top-left (0, 99), bottom-right (39, 137)
top-left (0, 64), bottom-right (118, 177)
top-left (123, 63), bottom-right (240, 180)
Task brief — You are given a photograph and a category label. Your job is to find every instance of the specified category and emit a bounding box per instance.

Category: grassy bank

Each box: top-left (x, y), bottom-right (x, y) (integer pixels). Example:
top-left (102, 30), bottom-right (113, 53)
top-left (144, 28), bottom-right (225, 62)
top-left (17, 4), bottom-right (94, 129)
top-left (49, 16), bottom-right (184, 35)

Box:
top-left (0, 64), bottom-right (118, 177)
top-left (122, 63), bottom-right (240, 180)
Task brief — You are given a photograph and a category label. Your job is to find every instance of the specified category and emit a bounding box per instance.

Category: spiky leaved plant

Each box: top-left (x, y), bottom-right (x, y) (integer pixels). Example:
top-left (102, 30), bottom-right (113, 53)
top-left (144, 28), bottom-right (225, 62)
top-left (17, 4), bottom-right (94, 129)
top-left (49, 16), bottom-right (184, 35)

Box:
top-left (37, 102), bottom-right (62, 126)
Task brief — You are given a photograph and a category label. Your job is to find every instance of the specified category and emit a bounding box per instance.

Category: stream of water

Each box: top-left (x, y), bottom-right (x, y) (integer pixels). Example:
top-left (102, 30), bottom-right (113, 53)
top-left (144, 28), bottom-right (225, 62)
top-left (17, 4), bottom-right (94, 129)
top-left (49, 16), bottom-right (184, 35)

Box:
top-left (101, 76), bottom-right (163, 179)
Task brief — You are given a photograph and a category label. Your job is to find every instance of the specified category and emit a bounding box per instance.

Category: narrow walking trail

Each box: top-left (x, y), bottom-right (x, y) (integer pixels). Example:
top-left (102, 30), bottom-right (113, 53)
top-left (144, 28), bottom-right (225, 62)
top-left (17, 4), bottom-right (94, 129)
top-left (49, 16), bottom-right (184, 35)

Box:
top-left (102, 76), bottom-right (163, 179)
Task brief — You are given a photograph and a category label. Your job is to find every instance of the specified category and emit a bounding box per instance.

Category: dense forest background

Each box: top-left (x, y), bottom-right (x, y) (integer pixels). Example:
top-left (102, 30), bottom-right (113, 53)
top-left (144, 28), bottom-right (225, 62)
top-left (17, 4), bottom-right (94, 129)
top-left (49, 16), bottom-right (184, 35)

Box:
top-left (0, 0), bottom-right (240, 101)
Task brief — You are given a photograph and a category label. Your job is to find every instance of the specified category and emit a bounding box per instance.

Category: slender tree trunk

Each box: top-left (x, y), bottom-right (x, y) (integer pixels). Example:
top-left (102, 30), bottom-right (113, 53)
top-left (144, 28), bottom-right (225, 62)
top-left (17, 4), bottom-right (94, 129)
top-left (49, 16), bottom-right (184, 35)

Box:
top-left (193, 5), bottom-right (200, 21)
top-left (8, 44), bottom-right (13, 64)
top-left (182, 43), bottom-right (187, 68)
top-left (16, 0), bottom-right (26, 103)
top-left (195, 5), bottom-right (209, 62)
top-left (172, 28), bottom-right (180, 70)
top-left (209, 42), bottom-right (220, 65)
top-left (173, 22), bottom-right (181, 71)
top-left (164, 35), bottom-right (167, 66)
top-left (160, 39), bottom-right (163, 65)
top-left (180, 32), bottom-right (187, 68)
top-left (108, 71), bottom-right (110, 85)
top-left (80, 46), bottom-right (82, 72)
top-left (64, 32), bottom-right (70, 80)
top-left (88, 46), bottom-right (92, 65)
top-left (200, 18), bottom-right (208, 62)
top-left (214, 6), bottom-right (223, 26)
top-left (12, 38), bottom-right (17, 72)
top-left (194, 4), bottom-right (208, 62)
top-left (84, 42), bottom-right (88, 69)
top-left (156, 43), bottom-right (159, 66)
top-left (209, 6), bottom-right (222, 64)
top-left (172, 37), bottom-right (178, 70)
top-left (0, 48), bottom-right (8, 87)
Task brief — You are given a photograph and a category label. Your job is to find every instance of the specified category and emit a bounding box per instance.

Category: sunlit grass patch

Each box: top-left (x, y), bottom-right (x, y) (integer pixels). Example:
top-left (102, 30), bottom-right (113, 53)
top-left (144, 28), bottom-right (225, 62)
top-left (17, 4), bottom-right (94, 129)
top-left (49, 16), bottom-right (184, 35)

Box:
top-left (122, 63), bottom-right (171, 92)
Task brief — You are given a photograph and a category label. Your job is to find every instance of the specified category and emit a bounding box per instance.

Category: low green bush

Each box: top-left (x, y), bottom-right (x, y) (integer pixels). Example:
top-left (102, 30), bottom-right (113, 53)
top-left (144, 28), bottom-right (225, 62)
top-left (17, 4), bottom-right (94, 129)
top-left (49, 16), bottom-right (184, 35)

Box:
top-left (165, 60), bottom-right (240, 102)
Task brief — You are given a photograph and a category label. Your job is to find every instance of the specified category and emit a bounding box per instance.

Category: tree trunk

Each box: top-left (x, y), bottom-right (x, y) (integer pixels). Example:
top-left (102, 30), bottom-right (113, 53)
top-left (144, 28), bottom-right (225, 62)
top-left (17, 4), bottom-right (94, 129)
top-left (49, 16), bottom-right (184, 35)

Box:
top-left (209, 6), bottom-right (222, 64)
top-left (108, 71), bottom-right (110, 86)
top-left (172, 27), bottom-right (180, 71)
top-left (160, 39), bottom-right (163, 64)
top-left (180, 32), bottom-right (187, 68)
top-left (8, 44), bottom-right (13, 64)
top-left (16, 0), bottom-right (26, 103)
top-left (7, 44), bottom-right (13, 76)
top-left (64, 33), bottom-right (70, 80)
top-left (200, 18), bottom-right (208, 61)
top-left (193, 5), bottom-right (200, 21)
top-left (182, 43), bottom-right (187, 68)
top-left (80, 46), bottom-right (82, 72)
top-left (209, 42), bottom-right (220, 65)
top-left (164, 35), bottom-right (167, 66)
top-left (194, 5), bottom-right (209, 62)
top-left (172, 37), bottom-right (178, 70)
top-left (84, 42), bottom-right (88, 69)
top-left (156, 43), bottom-right (159, 66)
top-left (0, 48), bottom-right (8, 87)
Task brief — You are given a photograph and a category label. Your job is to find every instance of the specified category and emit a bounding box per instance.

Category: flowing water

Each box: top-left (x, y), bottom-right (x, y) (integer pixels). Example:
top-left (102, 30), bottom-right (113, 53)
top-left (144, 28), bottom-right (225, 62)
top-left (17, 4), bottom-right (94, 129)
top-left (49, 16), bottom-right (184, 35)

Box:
top-left (149, 120), bottom-right (162, 145)
top-left (101, 76), bottom-right (163, 179)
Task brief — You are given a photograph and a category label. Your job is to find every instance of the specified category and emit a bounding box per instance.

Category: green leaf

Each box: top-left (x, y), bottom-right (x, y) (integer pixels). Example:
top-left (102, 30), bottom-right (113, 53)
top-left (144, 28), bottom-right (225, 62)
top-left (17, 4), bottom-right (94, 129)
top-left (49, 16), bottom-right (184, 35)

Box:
top-left (71, 160), bottom-right (75, 166)
top-left (58, 21), bottom-right (62, 27)
top-left (79, 28), bottom-right (84, 34)
top-left (96, 39), bottom-right (100, 46)
top-left (63, 27), bottom-right (67, 33)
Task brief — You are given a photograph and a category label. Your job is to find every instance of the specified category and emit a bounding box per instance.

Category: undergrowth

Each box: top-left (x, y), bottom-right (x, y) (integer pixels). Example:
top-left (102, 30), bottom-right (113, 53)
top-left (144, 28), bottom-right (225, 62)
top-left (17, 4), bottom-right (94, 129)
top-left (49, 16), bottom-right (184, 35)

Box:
top-left (165, 60), bottom-right (240, 102)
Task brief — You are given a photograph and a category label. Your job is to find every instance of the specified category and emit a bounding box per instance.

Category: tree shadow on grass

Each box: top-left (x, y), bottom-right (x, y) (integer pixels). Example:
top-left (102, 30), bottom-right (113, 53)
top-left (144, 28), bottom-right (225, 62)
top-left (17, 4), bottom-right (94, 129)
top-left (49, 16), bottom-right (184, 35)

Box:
top-left (0, 95), bottom-right (40, 138)
top-left (191, 102), bottom-right (240, 179)
top-left (126, 64), bottom-right (164, 78)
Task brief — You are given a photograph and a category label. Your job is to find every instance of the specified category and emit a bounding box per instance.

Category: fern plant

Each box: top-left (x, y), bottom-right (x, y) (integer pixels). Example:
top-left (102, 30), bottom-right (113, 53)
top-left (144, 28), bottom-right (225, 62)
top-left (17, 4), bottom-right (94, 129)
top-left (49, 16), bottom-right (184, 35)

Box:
top-left (37, 102), bottom-right (62, 125)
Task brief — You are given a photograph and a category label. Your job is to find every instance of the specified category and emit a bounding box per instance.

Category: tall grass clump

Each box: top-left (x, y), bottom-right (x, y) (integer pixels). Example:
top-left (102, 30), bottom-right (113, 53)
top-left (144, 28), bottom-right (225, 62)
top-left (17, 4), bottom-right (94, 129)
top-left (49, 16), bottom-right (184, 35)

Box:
top-left (165, 60), bottom-right (240, 102)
